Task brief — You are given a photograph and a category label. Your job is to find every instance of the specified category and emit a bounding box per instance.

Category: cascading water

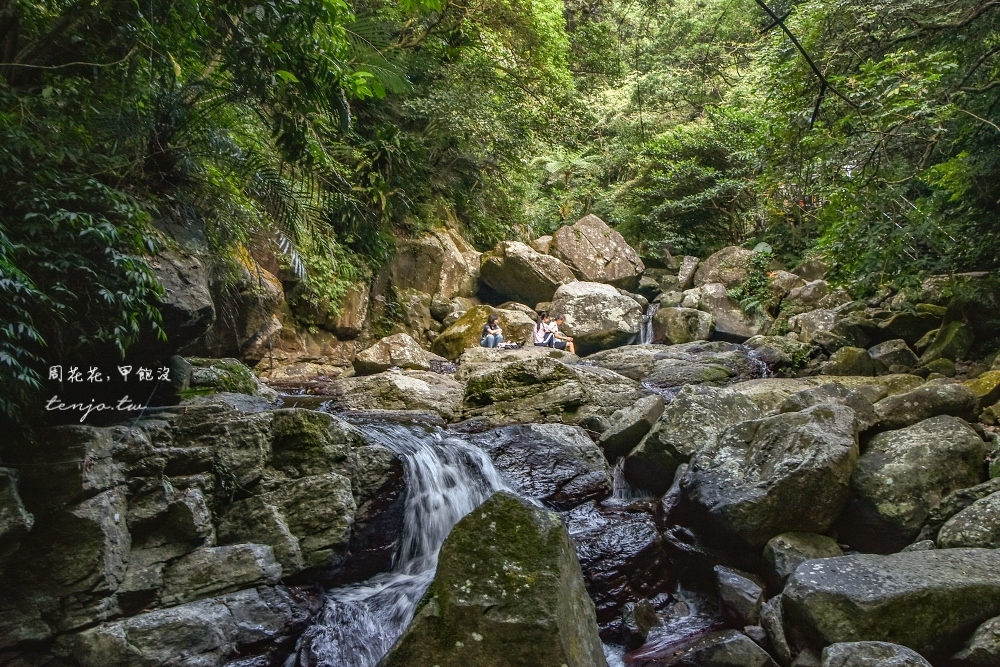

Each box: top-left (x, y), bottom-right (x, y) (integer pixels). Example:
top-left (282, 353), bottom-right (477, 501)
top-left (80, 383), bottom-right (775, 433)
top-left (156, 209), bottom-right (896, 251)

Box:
top-left (290, 419), bottom-right (510, 667)
top-left (638, 302), bottom-right (661, 345)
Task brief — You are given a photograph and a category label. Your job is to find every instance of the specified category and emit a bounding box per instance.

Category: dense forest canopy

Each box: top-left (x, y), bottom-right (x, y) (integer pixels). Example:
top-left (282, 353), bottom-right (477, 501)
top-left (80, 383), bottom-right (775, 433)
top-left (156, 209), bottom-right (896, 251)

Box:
top-left (1, 0), bottom-right (999, 421)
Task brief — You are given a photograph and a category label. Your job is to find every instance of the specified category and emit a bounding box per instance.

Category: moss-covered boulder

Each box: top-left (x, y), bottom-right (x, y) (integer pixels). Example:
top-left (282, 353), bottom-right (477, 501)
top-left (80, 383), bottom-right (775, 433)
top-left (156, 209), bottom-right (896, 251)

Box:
top-left (878, 312), bottom-right (941, 346)
top-left (694, 246), bottom-right (755, 288)
top-left (186, 357), bottom-right (260, 395)
top-left (623, 385), bottom-right (763, 495)
top-left (379, 491), bottom-right (606, 667)
top-left (680, 404), bottom-right (859, 547)
top-left (763, 532), bottom-right (843, 588)
top-left (920, 320), bottom-right (974, 364)
top-left (873, 382), bottom-right (979, 430)
top-left (937, 491), bottom-right (1000, 549)
top-left (431, 305), bottom-right (536, 360)
top-left (782, 549), bottom-right (1000, 659)
top-left (353, 333), bottom-right (432, 375)
top-left (840, 416), bottom-right (987, 552)
top-left (821, 346), bottom-right (876, 376)
top-left (965, 370), bottom-right (1000, 409)
top-left (821, 642), bottom-right (932, 667)
top-left (953, 616), bottom-right (1000, 665)
top-left (652, 307), bottom-right (714, 344)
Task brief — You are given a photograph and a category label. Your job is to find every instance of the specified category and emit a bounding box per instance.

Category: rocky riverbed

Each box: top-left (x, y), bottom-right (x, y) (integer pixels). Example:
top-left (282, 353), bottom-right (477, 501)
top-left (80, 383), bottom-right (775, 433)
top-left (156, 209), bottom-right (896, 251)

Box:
top-left (4, 218), bottom-right (1000, 666)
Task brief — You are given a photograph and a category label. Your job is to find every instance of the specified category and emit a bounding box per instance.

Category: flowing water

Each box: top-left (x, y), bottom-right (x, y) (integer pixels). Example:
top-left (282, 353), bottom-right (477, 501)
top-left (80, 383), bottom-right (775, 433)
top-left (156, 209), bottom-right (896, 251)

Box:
top-left (638, 302), bottom-right (661, 345)
top-left (290, 418), bottom-right (510, 667)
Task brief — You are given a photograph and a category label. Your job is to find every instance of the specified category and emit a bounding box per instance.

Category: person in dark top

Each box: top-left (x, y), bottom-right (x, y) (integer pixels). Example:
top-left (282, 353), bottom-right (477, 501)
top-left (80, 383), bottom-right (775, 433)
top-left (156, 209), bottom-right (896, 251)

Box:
top-left (480, 313), bottom-right (504, 348)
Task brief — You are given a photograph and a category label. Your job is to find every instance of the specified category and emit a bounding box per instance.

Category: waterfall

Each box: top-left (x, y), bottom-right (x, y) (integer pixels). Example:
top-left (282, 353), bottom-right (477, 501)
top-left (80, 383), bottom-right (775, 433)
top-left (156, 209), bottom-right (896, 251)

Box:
top-left (639, 302), bottom-right (661, 345)
top-left (611, 458), bottom-right (650, 501)
top-left (291, 419), bottom-right (510, 667)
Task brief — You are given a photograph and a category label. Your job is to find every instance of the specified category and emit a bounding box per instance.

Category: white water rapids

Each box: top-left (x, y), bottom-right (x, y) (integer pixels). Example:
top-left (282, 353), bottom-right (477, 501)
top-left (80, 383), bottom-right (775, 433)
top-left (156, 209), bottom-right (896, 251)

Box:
top-left (289, 419), bottom-right (510, 667)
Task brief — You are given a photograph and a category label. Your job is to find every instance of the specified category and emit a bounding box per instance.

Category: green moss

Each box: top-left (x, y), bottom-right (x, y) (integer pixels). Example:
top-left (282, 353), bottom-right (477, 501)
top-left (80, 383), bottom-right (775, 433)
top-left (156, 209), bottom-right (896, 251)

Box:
top-left (187, 357), bottom-right (258, 394)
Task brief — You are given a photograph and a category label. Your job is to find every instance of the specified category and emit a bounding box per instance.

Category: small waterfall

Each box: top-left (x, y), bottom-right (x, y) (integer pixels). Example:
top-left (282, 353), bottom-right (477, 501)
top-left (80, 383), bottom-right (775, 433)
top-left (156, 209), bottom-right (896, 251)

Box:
top-left (638, 302), bottom-right (661, 345)
top-left (611, 458), bottom-right (650, 501)
top-left (291, 420), bottom-right (510, 667)
top-left (738, 344), bottom-right (774, 379)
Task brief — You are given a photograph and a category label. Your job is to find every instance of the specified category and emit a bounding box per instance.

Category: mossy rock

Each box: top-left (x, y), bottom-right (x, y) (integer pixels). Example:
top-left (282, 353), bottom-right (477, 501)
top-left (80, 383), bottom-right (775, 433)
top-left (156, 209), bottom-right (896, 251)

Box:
top-left (965, 370), bottom-right (1000, 408)
top-left (379, 491), bottom-right (606, 667)
top-left (186, 357), bottom-right (258, 394)
top-left (920, 320), bottom-right (973, 364)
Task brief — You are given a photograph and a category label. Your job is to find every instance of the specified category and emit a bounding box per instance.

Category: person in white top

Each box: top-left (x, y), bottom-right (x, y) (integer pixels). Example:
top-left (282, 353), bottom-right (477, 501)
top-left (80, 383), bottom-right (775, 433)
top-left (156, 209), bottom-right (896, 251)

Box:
top-left (533, 311), bottom-right (575, 354)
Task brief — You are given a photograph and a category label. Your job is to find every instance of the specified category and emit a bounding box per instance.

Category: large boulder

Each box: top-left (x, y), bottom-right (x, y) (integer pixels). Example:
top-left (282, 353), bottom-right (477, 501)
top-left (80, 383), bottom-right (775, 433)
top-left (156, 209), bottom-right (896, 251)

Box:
top-left (379, 491), bottom-right (606, 667)
top-left (158, 544), bottom-right (282, 607)
top-left (354, 333), bottom-right (432, 375)
top-left (328, 370), bottom-right (465, 422)
top-left (549, 214), bottom-right (644, 289)
top-left (678, 255), bottom-right (700, 289)
top-left (694, 246), bottom-right (755, 288)
top-left (879, 312), bottom-right (941, 347)
top-left (652, 307), bottom-right (715, 344)
top-left (782, 549), bottom-right (1000, 658)
top-left (431, 305), bottom-right (536, 361)
top-left (57, 585), bottom-right (319, 667)
top-left (550, 281), bottom-right (643, 354)
top-left (385, 230), bottom-right (480, 300)
top-left (919, 320), bottom-right (974, 364)
top-left (479, 241), bottom-right (576, 305)
top-left (598, 395), bottom-right (665, 460)
top-left (821, 346), bottom-right (876, 377)
top-left (715, 565), bottom-right (765, 626)
top-left (872, 382), bottom-right (979, 430)
top-left (696, 282), bottom-right (773, 341)
top-left (328, 281), bottom-right (370, 338)
top-left (150, 221), bottom-right (216, 351)
top-left (784, 279), bottom-right (834, 313)
top-left (779, 384), bottom-right (879, 432)
top-left (467, 424), bottom-right (612, 511)
top-left (723, 375), bottom-right (924, 416)
top-left (744, 335), bottom-right (812, 370)
top-left (821, 642), bottom-right (932, 667)
top-left (917, 477), bottom-right (1000, 543)
top-left (585, 341), bottom-right (769, 388)
top-left (840, 416), bottom-right (987, 553)
top-left (964, 370), bottom-right (1000, 409)
top-left (563, 500), bottom-right (673, 640)
top-left (623, 385), bottom-right (763, 495)
top-left (462, 356), bottom-right (644, 428)
top-left (454, 345), bottom-right (579, 380)
top-left (937, 491), bottom-right (1000, 548)
top-left (680, 404), bottom-right (859, 546)
top-left (868, 339), bottom-right (920, 373)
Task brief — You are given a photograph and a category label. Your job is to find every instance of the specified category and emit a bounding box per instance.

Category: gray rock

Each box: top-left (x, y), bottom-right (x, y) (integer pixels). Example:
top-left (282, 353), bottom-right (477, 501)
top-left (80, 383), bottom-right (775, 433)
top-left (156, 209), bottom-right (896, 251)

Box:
top-left (678, 256), bottom-right (700, 290)
top-left (714, 566), bottom-right (764, 626)
top-left (619, 599), bottom-right (659, 650)
top-left (763, 532), bottom-right (843, 586)
top-left (821, 346), bottom-right (876, 376)
top-left (879, 312), bottom-right (941, 347)
top-left (793, 649), bottom-right (823, 667)
top-left (868, 339), bottom-right (919, 373)
top-left (218, 473), bottom-right (355, 574)
top-left (694, 246), bottom-right (756, 288)
top-left (821, 642), bottom-right (932, 667)
top-left (329, 370), bottom-right (466, 422)
top-left (937, 491), bottom-right (1000, 548)
top-left (599, 395), bottom-right (665, 460)
top-left (771, 270), bottom-right (807, 303)
top-left (842, 416), bottom-right (987, 551)
top-left (789, 309), bottom-right (840, 345)
top-left (454, 345), bottom-right (579, 381)
top-left (353, 333), bottom-right (432, 375)
top-left (681, 404), bottom-right (859, 546)
top-left (58, 585), bottom-right (318, 667)
top-left (779, 384), bottom-right (878, 432)
top-left (744, 335), bottom-right (812, 369)
top-left (723, 375), bottom-right (924, 414)
top-left (918, 477), bottom-right (1000, 542)
top-left (550, 281), bottom-right (643, 354)
top-left (462, 356), bottom-right (644, 427)
top-left (151, 241), bottom-right (216, 350)
top-left (468, 424), bottom-right (612, 511)
top-left (624, 385), bottom-right (763, 495)
top-left (379, 491), bottom-right (607, 667)
top-left (649, 629), bottom-right (778, 666)
top-left (549, 214), bottom-right (645, 290)
top-left (268, 409), bottom-right (361, 478)
top-left (952, 615), bottom-right (1000, 665)
top-left (873, 382), bottom-right (979, 430)
top-left (432, 305), bottom-right (537, 360)
top-left (0, 488), bottom-right (130, 647)
top-left (479, 240), bottom-right (576, 305)
top-left (697, 282), bottom-right (773, 341)
top-left (585, 341), bottom-right (767, 387)
top-left (920, 320), bottom-right (974, 364)
top-left (159, 544), bottom-right (282, 606)
top-left (782, 549), bottom-right (1000, 657)
top-left (761, 596), bottom-right (793, 665)
top-left (785, 280), bottom-right (833, 312)
top-left (653, 307), bottom-right (715, 344)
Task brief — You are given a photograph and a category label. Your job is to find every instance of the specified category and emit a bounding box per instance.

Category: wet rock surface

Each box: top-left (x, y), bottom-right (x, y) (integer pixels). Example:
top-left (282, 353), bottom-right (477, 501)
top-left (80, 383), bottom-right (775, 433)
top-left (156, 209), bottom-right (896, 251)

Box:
top-left (820, 641), bottom-right (932, 667)
top-left (467, 423), bottom-right (612, 511)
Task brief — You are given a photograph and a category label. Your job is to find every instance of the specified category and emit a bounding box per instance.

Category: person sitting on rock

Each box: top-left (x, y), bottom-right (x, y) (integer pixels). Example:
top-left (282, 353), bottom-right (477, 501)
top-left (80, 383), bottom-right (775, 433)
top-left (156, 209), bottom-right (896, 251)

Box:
top-left (534, 311), bottom-right (556, 348)
top-left (549, 314), bottom-right (576, 354)
top-left (480, 313), bottom-right (504, 348)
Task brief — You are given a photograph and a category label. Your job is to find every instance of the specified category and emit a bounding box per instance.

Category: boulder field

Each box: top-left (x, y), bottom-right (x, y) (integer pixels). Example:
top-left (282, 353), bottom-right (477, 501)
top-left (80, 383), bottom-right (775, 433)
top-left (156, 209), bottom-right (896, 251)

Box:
top-left (6, 230), bottom-right (1000, 667)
